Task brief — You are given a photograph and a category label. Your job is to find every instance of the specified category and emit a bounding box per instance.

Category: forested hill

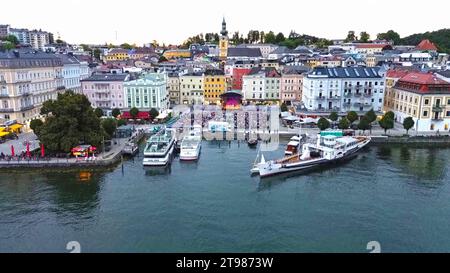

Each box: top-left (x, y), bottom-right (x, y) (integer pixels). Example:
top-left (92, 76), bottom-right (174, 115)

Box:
top-left (400, 29), bottom-right (450, 53)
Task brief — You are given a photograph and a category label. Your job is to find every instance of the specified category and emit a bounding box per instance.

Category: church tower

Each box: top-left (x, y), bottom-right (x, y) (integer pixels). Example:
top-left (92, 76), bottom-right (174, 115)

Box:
top-left (219, 17), bottom-right (229, 60)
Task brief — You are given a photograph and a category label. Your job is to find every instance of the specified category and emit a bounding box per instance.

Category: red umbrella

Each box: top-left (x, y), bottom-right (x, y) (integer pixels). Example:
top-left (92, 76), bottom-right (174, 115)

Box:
top-left (11, 145), bottom-right (15, 156)
top-left (41, 144), bottom-right (45, 157)
top-left (26, 142), bottom-right (30, 158)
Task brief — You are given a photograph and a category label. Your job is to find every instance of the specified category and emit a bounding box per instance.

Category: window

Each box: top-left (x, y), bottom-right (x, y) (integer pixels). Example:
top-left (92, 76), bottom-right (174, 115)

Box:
top-left (447, 111), bottom-right (450, 117)
top-left (423, 111), bottom-right (428, 117)
top-left (424, 99), bottom-right (429, 105)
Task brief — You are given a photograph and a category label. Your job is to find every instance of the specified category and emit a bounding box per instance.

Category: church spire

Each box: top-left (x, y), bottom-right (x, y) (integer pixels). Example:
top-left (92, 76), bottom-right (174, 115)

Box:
top-left (221, 17), bottom-right (228, 36)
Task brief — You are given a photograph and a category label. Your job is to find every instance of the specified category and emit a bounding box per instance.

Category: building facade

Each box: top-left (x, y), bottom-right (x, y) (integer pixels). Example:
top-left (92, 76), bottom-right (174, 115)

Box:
top-left (302, 67), bottom-right (385, 113)
top-left (281, 69), bottom-right (303, 103)
top-left (180, 73), bottom-right (204, 105)
top-left (168, 74), bottom-right (180, 105)
top-left (29, 30), bottom-right (50, 51)
top-left (242, 68), bottom-right (280, 103)
top-left (124, 73), bottom-right (168, 111)
top-left (81, 73), bottom-right (129, 110)
top-left (203, 69), bottom-right (226, 105)
top-left (0, 50), bottom-right (63, 128)
top-left (59, 54), bottom-right (90, 93)
top-left (384, 71), bottom-right (450, 132)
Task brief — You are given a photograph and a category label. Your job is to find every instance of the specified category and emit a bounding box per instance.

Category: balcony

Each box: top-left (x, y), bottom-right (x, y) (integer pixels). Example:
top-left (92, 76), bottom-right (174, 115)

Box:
top-left (20, 105), bottom-right (35, 111)
top-left (353, 93), bottom-right (362, 97)
top-left (316, 96), bottom-right (326, 100)
top-left (0, 93), bottom-right (9, 98)
top-left (344, 92), bottom-right (353, 98)
top-left (328, 96), bottom-right (341, 100)
top-left (21, 91), bottom-right (32, 97)
top-left (0, 108), bottom-right (14, 113)
top-left (432, 105), bottom-right (443, 112)
top-left (363, 93), bottom-right (373, 98)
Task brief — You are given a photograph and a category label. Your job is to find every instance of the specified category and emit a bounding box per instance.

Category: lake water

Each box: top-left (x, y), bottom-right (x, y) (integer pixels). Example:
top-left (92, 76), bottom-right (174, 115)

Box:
top-left (0, 141), bottom-right (449, 252)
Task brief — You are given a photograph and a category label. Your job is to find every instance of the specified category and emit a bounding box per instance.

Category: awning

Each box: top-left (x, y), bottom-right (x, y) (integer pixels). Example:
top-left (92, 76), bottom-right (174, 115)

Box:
top-left (120, 111), bottom-right (150, 119)
top-left (155, 113), bottom-right (168, 119)
top-left (9, 124), bottom-right (23, 131)
top-left (0, 131), bottom-right (11, 137)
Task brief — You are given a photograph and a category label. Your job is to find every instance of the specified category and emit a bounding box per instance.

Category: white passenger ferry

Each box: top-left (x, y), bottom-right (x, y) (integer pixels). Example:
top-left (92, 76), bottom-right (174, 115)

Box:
top-left (143, 129), bottom-right (176, 166)
top-left (180, 125), bottom-right (202, 161)
top-left (257, 130), bottom-right (371, 178)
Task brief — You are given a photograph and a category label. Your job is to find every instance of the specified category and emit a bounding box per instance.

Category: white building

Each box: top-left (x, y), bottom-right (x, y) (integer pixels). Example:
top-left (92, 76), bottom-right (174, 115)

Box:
top-left (124, 73), bottom-right (169, 111)
top-left (59, 54), bottom-right (90, 93)
top-left (242, 67), bottom-right (281, 102)
top-left (302, 67), bottom-right (385, 113)
top-left (29, 30), bottom-right (50, 51)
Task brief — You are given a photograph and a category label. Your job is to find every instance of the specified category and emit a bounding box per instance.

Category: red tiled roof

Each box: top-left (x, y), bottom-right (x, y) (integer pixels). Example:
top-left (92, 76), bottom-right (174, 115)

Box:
top-left (355, 44), bottom-right (389, 49)
top-left (399, 72), bottom-right (447, 85)
top-left (386, 69), bottom-right (410, 79)
top-left (415, 39), bottom-right (438, 51)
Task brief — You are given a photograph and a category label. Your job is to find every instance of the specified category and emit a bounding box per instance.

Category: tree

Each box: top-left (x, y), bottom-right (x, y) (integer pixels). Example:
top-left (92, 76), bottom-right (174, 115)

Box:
top-left (399, 29), bottom-right (450, 54)
top-left (159, 56), bottom-right (168, 63)
top-left (344, 31), bottom-right (357, 42)
top-left (264, 31), bottom-right (276, 44)
top-left (329, 111), bottom-right (338, 122)
top-left (30, 119), bottom-right (44, 135)
top-left (346, 111), bottom-right (359, 124)
top-left (112, 108), bottom-right (121, 118)
top-left (377, 30), bottom-right (401, 45)
top-left (101, 118), bottom-right (117, 139)
top-left (37, 91), bottom-right (104, 153)
top-left (403, 117), bottom-right (415, 135)
top-left (275, 32), bottom-right (286, 44)
top-left (149, 108), bottom-right (159, 120)
top-left (317, 117), bottom-right (331, 131)
top-left (130, 107), bottom-right (139, 119)
top-left (2, 35), bottom-right (19, 45)
top-left (379, 117), bottom-right (394, 134)
top-left (358, 116), bottom-right (371, 134)
top-left (94, 108), bottom-right (104, 118)
top-left (80, 44), bottom-right (91, 52)
top-left (93, 48), bottom-right (101, 60)
top-left (359, 31), bottom-right (370, 42)
top-left (365, 109), bottom-right (377, 124)
top-left (117, 119), bottom-right (127, 127)
top-left (280, 102), bottom-right (288, 112)
top-left (120, 43), bottom-right (133, 50)
top-left (384, 111), bottom-right (395, 121)
top-left (338, 117), bottom-right (350, 130)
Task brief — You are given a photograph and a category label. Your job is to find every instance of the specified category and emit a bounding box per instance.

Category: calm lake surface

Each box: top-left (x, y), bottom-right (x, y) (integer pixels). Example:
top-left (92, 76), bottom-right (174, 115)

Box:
top-left (0, 141), bottom-right (450, 252)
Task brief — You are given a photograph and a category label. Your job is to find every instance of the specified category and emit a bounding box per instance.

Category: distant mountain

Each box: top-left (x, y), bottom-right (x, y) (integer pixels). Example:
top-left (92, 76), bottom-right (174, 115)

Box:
top-left (400, 29), bottom-right (450, 53)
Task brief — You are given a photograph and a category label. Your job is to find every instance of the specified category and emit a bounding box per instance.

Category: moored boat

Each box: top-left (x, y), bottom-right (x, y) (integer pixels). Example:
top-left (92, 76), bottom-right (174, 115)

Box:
top-left (143, 129), bottom-right (176, 166)
top-left (258, 130), bottom-right (371, 178)
top-left (180, 125), bottom-right (202, 161)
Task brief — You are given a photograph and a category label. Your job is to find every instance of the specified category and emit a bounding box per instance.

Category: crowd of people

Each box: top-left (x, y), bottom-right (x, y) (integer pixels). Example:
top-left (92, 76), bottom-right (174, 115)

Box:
top-left (171, 105), bottom-right (273, 132)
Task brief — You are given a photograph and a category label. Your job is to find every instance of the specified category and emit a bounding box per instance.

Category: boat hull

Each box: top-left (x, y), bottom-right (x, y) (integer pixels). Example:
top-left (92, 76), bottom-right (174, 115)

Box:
top-left (259, 138), bottom-right (370, 178)
top-left (180, 145), bottom-right (201, 161)
top-left (143, 146), bottom-right (174, 166)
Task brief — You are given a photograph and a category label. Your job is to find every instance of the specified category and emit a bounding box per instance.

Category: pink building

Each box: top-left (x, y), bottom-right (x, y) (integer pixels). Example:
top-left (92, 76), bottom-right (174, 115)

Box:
top-left (280, 67), bottom-right (306, 104)
top-left (81, 73), bottom-right (129, 110)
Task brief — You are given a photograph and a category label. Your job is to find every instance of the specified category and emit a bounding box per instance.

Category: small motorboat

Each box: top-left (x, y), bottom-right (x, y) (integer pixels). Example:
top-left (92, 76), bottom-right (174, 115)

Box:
top-left (247, 138), bottom-right (258, 147)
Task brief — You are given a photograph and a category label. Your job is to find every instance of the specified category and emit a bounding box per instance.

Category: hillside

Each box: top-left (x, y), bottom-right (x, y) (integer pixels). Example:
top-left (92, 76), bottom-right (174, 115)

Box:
top-left (400, 29), bottom-right (450, 53)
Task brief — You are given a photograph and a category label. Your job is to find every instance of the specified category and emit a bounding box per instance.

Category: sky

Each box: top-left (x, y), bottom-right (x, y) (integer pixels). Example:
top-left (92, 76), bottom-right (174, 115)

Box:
top-left (1, 0), bottom-right (449, 46)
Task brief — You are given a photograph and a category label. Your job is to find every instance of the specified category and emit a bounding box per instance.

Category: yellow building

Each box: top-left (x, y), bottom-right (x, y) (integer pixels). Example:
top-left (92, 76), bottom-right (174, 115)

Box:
top-left (203, 70), bottom-right (226, 105)
top-left (163, 49), bottom-right (191, 60)
top-left (384, 71), bottom-right (450, 132)
top-left (0, 51), bottom-right (64, 129)
top-left (104, 48), bottom-right (129, 62)
top-left (219, 18), bottom-right (229, 61)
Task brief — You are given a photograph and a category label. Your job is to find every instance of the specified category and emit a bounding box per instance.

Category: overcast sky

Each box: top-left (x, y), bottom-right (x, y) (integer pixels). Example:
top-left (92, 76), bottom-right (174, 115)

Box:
top-left (2, 0), bottom-right (449, 45)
